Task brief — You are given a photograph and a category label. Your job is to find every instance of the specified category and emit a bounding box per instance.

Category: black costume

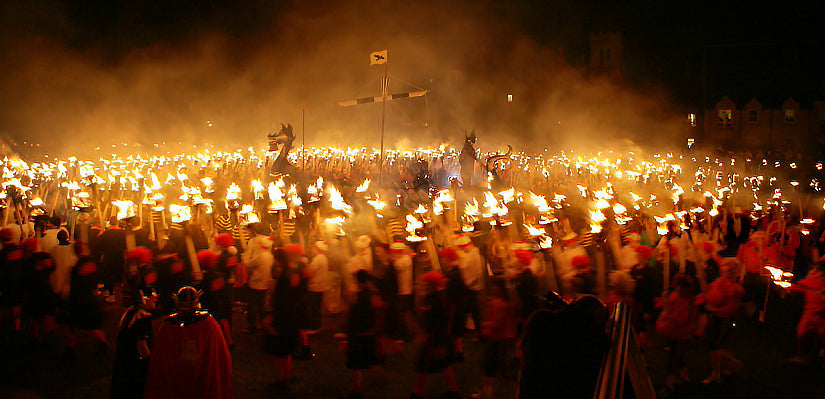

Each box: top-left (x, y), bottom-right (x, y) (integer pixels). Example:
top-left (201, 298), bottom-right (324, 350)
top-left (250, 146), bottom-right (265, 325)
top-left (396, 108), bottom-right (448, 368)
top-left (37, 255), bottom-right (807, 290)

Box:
top-left (518, 295), bottom-right (608, 399)
top-left (0, 243), bottom-right (24, 311)
top-left (416, 292), bottom-right (454, 373)
top-left (22, 252), bottom-right (57, 320)
top-left (201, 250), bottom-right (236, 321)
top-left (154, 255), bottom-right (187, 315)
top-left (345, 286), bottom-right (379, 370)
top-left (68, 258), bottom-right (104, 330)
top-left (99, 227), bottom-right (126, 294)
top-left (445, 267), bottom-right (467, 338)
top-left (110, 306), bottom-right (153, 399)
top-left (514, 269), bottom-right (539, 322)
top-left (380, 260), bottom-right (403, 339)
top-left (263, 269), bottom-right (301, 357)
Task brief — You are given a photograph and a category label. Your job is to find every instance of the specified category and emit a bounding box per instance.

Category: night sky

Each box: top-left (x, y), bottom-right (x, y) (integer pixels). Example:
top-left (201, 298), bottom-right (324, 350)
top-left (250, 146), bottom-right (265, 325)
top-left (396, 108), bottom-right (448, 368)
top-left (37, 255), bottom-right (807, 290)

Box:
top-left (0, 0), bottom-right (823, 149)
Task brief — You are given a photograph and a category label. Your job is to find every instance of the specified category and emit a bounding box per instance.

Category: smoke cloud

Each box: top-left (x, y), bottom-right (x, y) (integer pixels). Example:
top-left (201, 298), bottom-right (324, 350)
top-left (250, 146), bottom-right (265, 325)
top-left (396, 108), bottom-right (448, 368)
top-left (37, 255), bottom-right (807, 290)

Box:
top-left (0, 0), bottom-right (688, 157)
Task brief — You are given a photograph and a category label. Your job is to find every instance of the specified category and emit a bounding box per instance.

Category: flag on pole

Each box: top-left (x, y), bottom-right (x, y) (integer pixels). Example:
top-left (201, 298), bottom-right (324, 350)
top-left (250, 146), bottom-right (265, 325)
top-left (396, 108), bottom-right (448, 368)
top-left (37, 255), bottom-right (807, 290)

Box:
top-left (370, 50), bottom-right (388, 65)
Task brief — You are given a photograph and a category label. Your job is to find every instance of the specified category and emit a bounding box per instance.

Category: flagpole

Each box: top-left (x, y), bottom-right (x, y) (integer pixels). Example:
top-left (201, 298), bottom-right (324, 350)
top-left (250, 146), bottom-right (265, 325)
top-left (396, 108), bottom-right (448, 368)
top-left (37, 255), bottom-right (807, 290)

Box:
top-left (380, 63), bottom-right (387, 183)
top-left (302, 103), bottom-right (306, 172)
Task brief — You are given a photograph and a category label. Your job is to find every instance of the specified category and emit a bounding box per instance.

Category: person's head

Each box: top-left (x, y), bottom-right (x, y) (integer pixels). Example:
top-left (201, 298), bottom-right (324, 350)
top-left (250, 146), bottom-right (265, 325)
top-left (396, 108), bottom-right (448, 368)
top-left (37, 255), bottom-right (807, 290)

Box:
top-left (272, 247), bottom-right (288, 278)
top-left (215, 232), bottom-right (234, 248)
top-left (355, 269), bottom-right (369, 289)
top-left (127, 246), bottom-right (154, 267)
top-left (515, 249), bottom-right (533, 271)
top-left (57, 229), bottom-right (70, 245)
top-left (20, 237), bottom-right (38, 254)
top-left (284, 243), bottom-right (304, 263)
top-left (108, 216), bottom-right (119, 228)
top-left (174, 286), bottom-right (202, 312)
top-left (197, 249), bottom-right (218, 270)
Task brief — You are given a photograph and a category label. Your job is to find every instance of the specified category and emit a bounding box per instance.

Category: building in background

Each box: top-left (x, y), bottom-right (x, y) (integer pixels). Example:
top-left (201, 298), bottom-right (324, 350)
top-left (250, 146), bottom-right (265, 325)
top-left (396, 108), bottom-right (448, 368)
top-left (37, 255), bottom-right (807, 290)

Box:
top-left (589, 32), bottom-right (623, 80)
top-left (701, 96), bottom-right (825, 150)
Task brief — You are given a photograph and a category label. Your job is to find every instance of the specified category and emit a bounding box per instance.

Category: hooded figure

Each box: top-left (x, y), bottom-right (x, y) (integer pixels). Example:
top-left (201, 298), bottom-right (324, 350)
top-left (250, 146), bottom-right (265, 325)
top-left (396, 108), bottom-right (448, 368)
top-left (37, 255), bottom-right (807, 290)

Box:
top-left (518, 294), bottom-right (608, 399)
top-left (144, 286), bottom-right (232, 399)
top-left (111, 287), bottom-right (157, 399)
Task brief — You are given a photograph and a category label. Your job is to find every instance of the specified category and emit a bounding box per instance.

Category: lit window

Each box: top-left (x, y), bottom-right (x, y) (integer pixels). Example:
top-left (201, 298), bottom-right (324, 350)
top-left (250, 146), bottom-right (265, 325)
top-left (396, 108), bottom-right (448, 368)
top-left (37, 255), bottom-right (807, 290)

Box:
top-left (507, 94), bottom-right (513, 102)
top-left (785, 109), bottom-right (796, 124)
top-left (748, 110), bottom-right (758, 124)
top-left (688, 113), bottom-right (696, 127)
top-left (718, 110), bottom-right (732, 127)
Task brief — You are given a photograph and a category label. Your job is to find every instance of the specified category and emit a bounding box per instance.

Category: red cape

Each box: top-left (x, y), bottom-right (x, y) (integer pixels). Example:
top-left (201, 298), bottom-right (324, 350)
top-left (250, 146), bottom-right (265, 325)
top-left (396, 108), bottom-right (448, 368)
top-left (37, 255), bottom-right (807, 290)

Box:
top-left (145, 313), bottom-right (232, 399)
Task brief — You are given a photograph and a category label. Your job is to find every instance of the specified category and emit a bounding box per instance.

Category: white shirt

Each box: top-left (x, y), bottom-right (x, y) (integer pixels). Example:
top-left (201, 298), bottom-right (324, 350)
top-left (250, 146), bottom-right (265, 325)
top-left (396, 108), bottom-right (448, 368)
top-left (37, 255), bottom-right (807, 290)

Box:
top-left (49, 243), bottom-right (77, 300)
top-left (307, 253), bottom-right (329, 292)
top-left (246, 250), bottom-right (274, 290)
top-left (243, 235), bottom-right (273, 264)
top-left (243, 235), bottom-right (274, 291)
top-left (458, 246), bottom-right (484, 291)
top-left (394, 255), bottom-right (413, 296)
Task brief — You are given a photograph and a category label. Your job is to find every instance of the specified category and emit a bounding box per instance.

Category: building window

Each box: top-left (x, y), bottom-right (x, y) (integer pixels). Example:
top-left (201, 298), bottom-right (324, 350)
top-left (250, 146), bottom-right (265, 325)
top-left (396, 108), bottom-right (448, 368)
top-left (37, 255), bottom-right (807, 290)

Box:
top-left (784, 109), bottom-right (796, 124)
top-left (688, 113), bottom-right (696, 127)
top-left (747, 110), bottom-right (758, 124)
top-left (718, 110), bottom-right (732, 127)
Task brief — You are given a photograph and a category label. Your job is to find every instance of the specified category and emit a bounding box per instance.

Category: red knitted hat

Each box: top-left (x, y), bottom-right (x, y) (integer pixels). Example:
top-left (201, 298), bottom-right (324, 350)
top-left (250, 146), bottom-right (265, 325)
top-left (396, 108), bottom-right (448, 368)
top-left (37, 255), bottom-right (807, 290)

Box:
top-left (197, 249), bottom-right (218, 269)
top-left (215, 233), bottom-right (234, 247)
top-left (127, 246), bottom-right (153, 265)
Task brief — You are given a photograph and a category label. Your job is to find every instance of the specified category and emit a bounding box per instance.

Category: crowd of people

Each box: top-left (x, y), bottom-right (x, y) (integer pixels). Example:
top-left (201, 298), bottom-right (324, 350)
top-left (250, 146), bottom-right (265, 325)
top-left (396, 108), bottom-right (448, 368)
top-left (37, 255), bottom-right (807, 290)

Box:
top-left (0, 145), bottom-right (824, 399)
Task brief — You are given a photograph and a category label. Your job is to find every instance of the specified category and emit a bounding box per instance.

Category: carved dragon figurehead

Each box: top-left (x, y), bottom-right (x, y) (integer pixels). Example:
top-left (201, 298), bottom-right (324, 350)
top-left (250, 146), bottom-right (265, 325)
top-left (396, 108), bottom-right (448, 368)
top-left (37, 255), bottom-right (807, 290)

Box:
top-left (268, 123), bottom-right (295, 151)
top-left (465, 129), bottom-right (477, 145)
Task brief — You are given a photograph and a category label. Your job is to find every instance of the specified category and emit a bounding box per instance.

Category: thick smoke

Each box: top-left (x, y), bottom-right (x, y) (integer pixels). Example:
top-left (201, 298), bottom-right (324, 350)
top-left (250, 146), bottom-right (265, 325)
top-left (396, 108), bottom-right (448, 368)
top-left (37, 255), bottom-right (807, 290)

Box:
top-left (0, 0), bottom-right (688, 157)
